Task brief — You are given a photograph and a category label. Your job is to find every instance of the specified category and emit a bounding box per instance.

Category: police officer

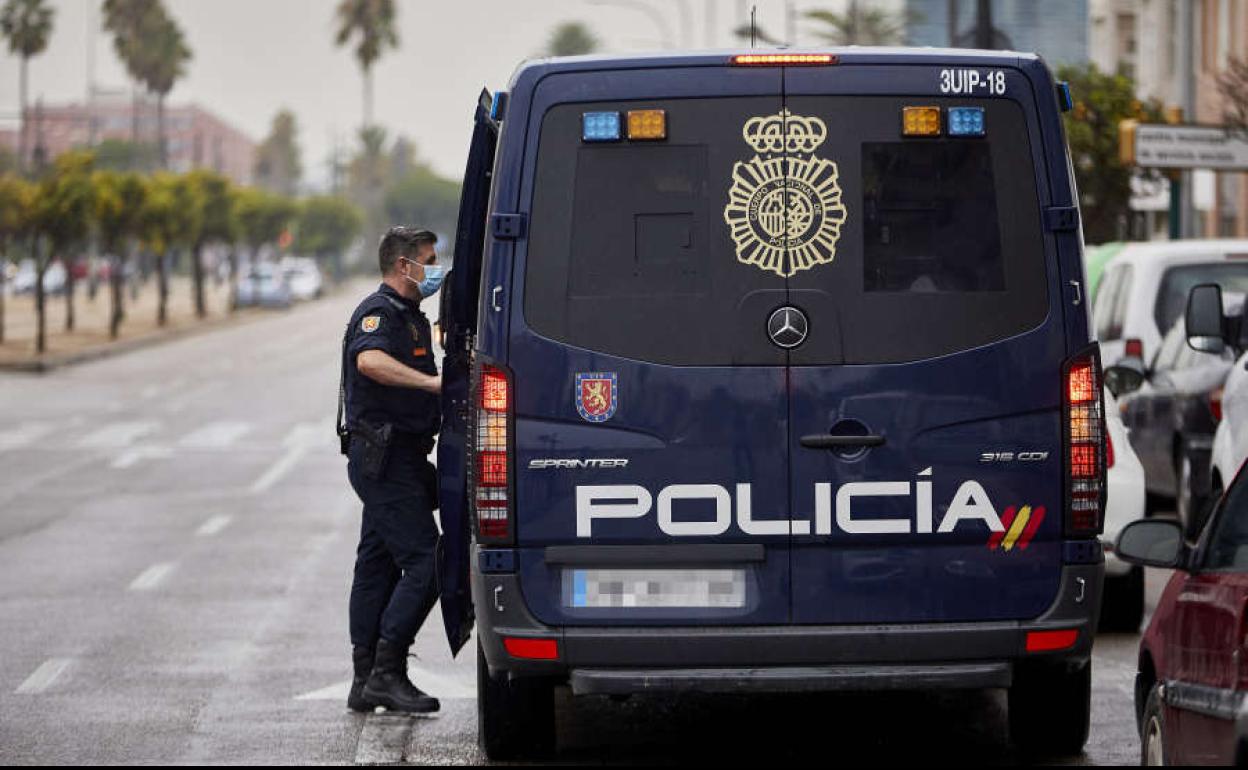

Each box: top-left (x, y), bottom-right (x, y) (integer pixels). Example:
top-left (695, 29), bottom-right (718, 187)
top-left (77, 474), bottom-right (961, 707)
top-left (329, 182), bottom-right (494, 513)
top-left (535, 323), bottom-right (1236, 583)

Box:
top-left (340, 226), bottom-right (447, 714)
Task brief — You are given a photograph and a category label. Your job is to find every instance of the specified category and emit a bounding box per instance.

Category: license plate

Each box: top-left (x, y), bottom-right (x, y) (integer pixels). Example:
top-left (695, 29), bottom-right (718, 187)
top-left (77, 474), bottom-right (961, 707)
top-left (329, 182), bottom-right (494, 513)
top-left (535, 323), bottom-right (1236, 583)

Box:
top-left (565, 568), bottom-right (746, 609)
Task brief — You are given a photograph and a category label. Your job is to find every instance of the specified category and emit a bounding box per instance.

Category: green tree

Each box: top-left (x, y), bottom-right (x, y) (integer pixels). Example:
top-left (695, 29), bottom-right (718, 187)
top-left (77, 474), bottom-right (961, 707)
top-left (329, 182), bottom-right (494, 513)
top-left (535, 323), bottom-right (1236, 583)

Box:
top-left (805, 2), bottom-right (907, 45)
top-left (545, 21), bottom-right (597, 56)
top-left (383, 165), bottom-right (460, 242)
top-left (0, 173), bottom-right (34, 342)
top-left (334, 0), bottom-right (398, 130)
top-left (89, 137), bottom-right (159, 173)
top-left (140, 172), bottom-right (202, 325)
top-left (140, 11), bottom-right (191, 169)
top-left (295, 195), bottom-right (362, 283)
top-left (185, 169), bottom-right (234, 318)
top-left (92, 169), bottom-right (147, 338)
top-left (233, 187), bottom-right (297, 304)
top-left (28, 151), bottom-right (95, 351)
top-left (1, 0), bottom-right (55, 174)
top-left (102, 0), bottom-right (161, 148)
top-left (254, 109), bottom-right (302, 197)
top-left (1058, 63), bottom-right (1165, 244)
top-left (347, 124), bottom-right (389, 248)
top-left (1218, 57), bottom-right (1248, 133)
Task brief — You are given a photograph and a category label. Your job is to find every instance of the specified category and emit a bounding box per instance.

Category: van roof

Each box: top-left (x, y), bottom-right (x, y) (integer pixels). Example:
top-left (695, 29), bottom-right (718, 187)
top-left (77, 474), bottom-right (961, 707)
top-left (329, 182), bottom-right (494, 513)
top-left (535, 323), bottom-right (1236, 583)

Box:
top-left (509, 47), bottom-right (1044, 85)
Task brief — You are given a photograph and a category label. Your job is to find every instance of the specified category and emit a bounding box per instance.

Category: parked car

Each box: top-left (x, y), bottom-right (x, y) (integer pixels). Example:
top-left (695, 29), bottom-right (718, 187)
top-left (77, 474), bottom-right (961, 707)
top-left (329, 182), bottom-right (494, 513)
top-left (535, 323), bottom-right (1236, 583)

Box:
top-left (12, 259), bottom-right (67, 295)
top-left (1112, 314), bottom-right (1236, 530)
top-left (1118, 458), bottom-right (1248, 765)
top-left (1101, 387), bottom-right (1149, 632)
top-left (281, 257), bottom-right (324, 301)
top-left (235, 264), bottom-right (292, 309)
top-left (1093, 239), bottom-right (1248, 367)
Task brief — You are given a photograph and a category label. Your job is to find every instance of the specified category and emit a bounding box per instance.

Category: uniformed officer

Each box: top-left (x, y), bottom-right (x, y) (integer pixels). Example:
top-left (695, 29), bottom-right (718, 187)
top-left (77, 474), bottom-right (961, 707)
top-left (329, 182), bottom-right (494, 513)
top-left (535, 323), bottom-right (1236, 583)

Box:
top-left (340, 226), bottom-right (447, 714)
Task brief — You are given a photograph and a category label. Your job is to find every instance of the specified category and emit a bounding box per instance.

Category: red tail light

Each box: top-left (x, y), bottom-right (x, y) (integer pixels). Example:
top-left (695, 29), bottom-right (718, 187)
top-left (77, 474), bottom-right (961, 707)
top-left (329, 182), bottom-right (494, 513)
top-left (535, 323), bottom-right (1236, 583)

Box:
top-left (1064, 347), bottom-right (1106, 537)
top-left (1124, 338), bottom-right (1144, 359)
top-left (472, 363), bottom-right (513, 543)
top-left (503, 637), bottom-right (559, 660)
top-left (1211, 387), bottom-right (1224, 423)
top-left (1105, 431), bottom-right (1115, 469)
top-left (1025, 629), bottom-right (1078, 652)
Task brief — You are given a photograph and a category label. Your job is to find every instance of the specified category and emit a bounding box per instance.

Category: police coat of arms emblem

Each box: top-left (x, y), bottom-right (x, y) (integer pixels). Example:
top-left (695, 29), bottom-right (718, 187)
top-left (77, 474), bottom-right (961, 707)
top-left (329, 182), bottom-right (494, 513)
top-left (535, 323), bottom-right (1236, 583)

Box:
top-left (723, 109), bottom-right (847, 278)
top-left (575, 372), bottom-right (618, 423)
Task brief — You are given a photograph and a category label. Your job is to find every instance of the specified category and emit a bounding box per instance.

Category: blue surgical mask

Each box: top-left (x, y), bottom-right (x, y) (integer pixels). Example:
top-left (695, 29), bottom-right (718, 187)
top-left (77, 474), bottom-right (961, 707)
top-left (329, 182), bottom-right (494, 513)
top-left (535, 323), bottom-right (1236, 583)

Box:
top-left (415, 263), bottom-right (447, 297)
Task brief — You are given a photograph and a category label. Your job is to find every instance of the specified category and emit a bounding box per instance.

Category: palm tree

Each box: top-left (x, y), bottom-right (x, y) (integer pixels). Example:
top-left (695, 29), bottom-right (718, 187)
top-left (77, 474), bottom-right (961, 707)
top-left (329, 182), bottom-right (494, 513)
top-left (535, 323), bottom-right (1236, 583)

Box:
top-left (334, 0), bottom-right (398, 130)
top-left (0, 0), bottom-right (55, 174)
top-left (139, 12), bottom-right (191, 169)
top-left (102, 0), bottom-right (161, 154)
top-left (806, 2), bottom-right (907, 46)
top-left (545, 21), bottom-right (598, 57)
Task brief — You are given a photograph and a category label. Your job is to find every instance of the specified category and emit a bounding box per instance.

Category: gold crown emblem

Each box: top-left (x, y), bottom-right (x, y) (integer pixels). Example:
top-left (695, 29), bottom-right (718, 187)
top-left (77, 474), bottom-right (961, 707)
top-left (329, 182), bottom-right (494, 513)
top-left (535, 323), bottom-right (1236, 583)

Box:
top-left (742, 109), bottom-right (828, 155)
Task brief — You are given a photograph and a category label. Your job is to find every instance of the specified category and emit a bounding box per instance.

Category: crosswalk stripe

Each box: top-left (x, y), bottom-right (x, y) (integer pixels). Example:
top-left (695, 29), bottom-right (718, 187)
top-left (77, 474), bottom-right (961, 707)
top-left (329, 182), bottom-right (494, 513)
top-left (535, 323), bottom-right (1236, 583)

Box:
top-left (77, 421), bottom-right (159, 449)
top-left (15, 658), bottom-right (73, 694)
top-left (128, 562), bottom-right (177, 591)
top-left (178, 421), bottom-right (253, 449)
top-left (195, 515), bottom-right (233, 537)
top-left (0, 422), bottom-right (55, 451)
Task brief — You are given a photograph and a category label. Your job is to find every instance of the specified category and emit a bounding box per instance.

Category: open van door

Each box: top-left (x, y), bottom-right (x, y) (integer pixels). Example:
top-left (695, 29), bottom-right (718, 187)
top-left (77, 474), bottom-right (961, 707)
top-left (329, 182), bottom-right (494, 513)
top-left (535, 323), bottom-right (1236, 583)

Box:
top-left (438, 88), bottom-right (497, 655)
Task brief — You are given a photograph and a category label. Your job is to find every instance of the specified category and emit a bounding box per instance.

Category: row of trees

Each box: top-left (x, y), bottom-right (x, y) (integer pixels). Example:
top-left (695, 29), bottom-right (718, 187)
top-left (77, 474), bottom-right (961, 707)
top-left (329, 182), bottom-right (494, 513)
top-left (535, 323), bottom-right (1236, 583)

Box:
top-left (0, 152), bottom-right (362, 353)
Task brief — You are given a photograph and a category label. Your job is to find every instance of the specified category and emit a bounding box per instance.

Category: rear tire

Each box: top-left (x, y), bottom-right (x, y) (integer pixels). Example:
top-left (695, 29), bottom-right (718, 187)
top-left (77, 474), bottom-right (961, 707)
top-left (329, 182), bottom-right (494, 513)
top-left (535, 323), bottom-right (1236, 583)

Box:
top-left (477, 640), bottom-right (556, 760)
top-left (1009, 660), bottom-right (1091, 756)
top-left (1100, 566), bottom-right (1145, 633)
top-left (1141, 682), bottom-right (1170, 765)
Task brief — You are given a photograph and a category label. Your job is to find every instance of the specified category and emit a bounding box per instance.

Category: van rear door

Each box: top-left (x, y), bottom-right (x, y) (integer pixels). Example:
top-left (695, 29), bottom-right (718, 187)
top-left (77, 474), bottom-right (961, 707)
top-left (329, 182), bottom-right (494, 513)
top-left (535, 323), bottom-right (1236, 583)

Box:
top-left (511, 68), bottom-right (794, 626)
top-left (782, 67), bottom-right (1067, 623)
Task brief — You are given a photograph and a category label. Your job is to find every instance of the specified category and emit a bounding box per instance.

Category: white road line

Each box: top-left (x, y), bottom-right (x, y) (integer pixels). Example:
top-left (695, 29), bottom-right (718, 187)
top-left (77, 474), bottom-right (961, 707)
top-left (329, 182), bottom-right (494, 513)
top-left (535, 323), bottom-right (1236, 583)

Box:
top-left (0, 422), bottom-right (54, 451)
top-left (179, 421), bottom-right (252, 449)
top-left (247, 422), bottom-right (322, 494)
top-left (409, 665), bottom-right (477, 700)
top-left (111, 445), bottom-right (173, 469)
top-left (354, 714), bottom-right (416, 765)
top-left (77, 420), bottom-right (159, 449)
top-left (15, 658), bottom-right (73, 694)
top-left (195, 514), bottom-right (233, 537)
top-left (128, 562), bottom-right (177, 591)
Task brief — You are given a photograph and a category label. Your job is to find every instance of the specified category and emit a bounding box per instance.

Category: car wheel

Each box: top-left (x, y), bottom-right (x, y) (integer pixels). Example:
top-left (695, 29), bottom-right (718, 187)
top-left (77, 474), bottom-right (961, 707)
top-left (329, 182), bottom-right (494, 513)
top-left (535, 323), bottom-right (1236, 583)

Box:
top-left (477, 640), bottom-right (556, 760)
top-left (1100, 566), bottom-right (1145, 633)
top-left (1141, 682), bottom-right (1169, 765)
top-left (1009, 660), bottom-right (1091, 756)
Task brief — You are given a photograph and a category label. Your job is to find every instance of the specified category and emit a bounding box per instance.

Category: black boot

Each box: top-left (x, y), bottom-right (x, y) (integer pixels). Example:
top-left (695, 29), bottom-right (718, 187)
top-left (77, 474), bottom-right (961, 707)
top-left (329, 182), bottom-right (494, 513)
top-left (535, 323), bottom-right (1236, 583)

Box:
top-left (362, 638), bottom-right (440, 714)
top-left (347, 645), bottom-right (376, 712)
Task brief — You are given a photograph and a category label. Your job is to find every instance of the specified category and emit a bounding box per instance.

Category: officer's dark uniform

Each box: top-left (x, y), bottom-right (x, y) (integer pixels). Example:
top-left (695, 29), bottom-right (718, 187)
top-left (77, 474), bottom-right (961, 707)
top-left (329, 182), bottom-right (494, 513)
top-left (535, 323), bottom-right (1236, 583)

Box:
top-left (343, 283), bottom-right (441, 654)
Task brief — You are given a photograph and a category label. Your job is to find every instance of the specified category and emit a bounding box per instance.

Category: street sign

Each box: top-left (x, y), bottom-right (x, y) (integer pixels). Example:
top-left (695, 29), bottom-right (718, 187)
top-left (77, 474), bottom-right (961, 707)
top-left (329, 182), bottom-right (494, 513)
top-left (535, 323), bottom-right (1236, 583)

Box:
top-left (1121, 121), bottom-right (1248, 171)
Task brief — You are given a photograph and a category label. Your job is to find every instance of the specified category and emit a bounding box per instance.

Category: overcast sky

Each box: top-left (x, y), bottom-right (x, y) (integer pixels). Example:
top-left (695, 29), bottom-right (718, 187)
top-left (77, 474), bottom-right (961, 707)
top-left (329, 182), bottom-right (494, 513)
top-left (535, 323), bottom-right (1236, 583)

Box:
top-left (0, 0), bottom-right (878, 188)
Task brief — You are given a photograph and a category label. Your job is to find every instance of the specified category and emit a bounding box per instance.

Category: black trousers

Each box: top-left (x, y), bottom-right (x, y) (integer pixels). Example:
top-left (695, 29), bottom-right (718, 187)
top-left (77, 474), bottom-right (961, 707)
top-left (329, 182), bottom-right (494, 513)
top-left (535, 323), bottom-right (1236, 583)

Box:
top-left (347, 439), bottom-right (439, 650)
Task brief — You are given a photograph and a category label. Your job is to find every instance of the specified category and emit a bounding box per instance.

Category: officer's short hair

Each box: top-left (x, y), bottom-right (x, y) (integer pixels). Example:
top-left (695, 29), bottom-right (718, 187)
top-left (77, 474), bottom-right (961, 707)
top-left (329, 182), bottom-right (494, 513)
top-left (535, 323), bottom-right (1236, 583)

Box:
top-left (378, 226), bottom-right (437, 274)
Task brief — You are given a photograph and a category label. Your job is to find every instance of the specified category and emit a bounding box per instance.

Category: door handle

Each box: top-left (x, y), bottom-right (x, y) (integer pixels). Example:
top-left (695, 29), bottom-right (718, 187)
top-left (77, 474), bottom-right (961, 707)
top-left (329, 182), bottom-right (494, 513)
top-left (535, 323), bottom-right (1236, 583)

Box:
top-left (800, 434), bottom-right (886, 449)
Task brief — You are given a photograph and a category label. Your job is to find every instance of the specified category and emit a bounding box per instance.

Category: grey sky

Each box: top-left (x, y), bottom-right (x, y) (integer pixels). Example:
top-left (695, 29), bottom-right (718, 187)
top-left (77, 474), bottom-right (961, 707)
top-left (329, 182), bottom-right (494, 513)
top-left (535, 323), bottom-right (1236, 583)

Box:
top-left (0, 0), bottom-right (874, 187)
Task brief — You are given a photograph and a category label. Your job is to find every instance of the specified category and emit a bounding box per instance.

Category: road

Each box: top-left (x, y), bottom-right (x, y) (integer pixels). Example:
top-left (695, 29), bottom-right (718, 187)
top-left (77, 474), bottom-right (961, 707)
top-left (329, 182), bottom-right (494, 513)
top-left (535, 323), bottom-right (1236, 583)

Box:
top-left (0, 285), bottom-right (1164, 765)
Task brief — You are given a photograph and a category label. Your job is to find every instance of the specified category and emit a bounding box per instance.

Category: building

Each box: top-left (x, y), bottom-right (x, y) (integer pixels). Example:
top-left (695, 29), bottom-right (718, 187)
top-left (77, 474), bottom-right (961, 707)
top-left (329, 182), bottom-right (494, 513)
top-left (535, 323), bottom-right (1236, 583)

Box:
top-left (905, 0), bottom-right (1090, 67)
top-left (1, 90), bottom-right (255, 185)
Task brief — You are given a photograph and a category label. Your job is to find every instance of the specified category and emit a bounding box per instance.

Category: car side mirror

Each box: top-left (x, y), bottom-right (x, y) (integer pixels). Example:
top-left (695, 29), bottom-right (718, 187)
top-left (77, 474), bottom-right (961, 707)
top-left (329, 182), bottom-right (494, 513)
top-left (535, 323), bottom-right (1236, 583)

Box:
top-left (1186, 283), bottom-right (1226, 354)
top-left (1104, 362), bottom-right (1146, 397)
top-left (1115, 519), bottom-right (1186, 569)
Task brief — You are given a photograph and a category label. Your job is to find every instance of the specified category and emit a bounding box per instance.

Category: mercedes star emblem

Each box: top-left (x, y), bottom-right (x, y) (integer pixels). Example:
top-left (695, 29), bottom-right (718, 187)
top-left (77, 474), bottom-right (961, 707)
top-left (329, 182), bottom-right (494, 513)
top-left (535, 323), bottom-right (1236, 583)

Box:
top-left (767, 306), bottom-right (809, 349)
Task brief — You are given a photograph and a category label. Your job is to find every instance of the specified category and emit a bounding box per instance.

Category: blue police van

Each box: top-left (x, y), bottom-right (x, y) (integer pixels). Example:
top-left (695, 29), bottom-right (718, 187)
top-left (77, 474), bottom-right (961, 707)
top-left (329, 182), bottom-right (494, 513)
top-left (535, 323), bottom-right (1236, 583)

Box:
top-left (435, 48), bottom-right (1107, 759)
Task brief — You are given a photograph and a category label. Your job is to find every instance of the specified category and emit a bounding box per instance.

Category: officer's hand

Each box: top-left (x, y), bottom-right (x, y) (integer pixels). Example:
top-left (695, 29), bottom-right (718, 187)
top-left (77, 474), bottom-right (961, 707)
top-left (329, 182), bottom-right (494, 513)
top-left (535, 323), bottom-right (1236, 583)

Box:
top-left (425, 374), bottom-right (442, 395)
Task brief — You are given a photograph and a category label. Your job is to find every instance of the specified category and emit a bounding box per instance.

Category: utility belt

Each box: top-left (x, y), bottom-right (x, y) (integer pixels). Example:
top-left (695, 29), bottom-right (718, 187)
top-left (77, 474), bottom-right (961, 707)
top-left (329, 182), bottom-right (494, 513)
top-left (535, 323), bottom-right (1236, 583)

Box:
top-left (344, 420), bottom-right (438, 507)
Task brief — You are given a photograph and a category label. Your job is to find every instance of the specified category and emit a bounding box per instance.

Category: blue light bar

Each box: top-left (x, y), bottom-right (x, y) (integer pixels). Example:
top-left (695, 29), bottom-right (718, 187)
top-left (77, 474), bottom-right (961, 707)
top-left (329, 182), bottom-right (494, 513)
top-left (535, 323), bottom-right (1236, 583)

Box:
top-left (947, 107), bottom-right (985, 137)
top-left (582, 111), bottom-right (621, 142)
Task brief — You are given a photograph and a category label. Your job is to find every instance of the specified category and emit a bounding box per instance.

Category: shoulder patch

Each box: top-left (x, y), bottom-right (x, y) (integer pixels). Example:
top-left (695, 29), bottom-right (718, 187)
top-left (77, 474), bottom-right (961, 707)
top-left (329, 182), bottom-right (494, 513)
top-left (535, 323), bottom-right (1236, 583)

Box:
top-left (361, 315), bottom-right (381, 333)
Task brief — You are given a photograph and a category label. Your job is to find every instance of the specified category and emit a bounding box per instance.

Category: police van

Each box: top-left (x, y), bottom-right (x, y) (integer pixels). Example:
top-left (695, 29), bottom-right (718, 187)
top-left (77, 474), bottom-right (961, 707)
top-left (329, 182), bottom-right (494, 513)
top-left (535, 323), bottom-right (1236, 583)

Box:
top-left (435, 48), bottom-right (1106, 759)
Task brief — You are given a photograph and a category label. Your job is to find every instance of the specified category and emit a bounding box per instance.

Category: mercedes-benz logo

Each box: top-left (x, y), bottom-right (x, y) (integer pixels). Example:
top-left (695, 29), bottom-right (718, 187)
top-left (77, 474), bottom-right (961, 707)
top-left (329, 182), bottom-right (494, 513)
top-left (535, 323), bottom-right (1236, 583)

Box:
top-left (767, 306), bottom-right (808, 349)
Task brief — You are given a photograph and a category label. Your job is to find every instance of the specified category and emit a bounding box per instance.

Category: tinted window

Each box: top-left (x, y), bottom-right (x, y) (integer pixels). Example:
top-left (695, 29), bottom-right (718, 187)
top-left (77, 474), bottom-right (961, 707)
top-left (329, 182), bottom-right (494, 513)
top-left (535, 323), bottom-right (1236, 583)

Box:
top-left (1155, 262), bottom-right (1248, 335)
top-left (1093, 267), bottom-right (1120, 340)
top-left (1205, 476), bottom-right (1248, 571)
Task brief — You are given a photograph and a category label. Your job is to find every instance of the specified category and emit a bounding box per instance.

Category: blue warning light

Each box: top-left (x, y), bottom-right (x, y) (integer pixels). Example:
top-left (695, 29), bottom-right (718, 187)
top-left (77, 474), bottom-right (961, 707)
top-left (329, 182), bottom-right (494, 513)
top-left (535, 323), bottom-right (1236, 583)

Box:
top-left (947, 107), bottom-right (985, 137)
top-left (582, 111), bottom-right (622, 142)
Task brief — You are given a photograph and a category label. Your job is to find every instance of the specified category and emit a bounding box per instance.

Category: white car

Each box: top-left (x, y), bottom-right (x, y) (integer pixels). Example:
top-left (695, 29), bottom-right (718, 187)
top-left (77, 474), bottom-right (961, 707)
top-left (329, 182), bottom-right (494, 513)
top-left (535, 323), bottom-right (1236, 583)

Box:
top-left (1101, 386), bottom-right (1148, 632)
top-left (1093, 239), bottom-right (1248, 367)
top-left (1211, 350), bottom-right (1248, 510)
top-left (12, 259), bottom-right (67, 295)
top-left (281, 257), bottom-right (324, 301)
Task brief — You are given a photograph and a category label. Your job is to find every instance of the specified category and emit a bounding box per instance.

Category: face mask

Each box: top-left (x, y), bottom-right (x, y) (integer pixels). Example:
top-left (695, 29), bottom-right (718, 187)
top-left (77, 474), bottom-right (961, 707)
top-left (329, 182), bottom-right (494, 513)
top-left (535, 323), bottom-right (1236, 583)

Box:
top-left (405, 260), bottom-right (447, 297)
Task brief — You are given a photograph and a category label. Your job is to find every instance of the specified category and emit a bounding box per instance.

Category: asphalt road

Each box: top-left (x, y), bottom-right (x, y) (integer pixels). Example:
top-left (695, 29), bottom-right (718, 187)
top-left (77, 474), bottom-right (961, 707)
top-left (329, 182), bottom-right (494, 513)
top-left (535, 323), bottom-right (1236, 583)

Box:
top-left (0, 285), bottom-right (1167, 765)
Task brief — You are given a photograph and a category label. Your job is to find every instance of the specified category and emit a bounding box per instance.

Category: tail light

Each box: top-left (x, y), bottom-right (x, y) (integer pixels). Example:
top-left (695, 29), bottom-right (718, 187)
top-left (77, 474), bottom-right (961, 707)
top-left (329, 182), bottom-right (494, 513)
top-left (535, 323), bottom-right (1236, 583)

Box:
top-left (1211, 386), bottom-right (1225, 423)
top-left (1106, 430), bottom-right (1115, 469)
top-left (1064, 346), bottom-right (1107, 536)
top-left (1124, 338), bottom-right (1144, 359)
top-left (471, 362), bottom-right (513, 544)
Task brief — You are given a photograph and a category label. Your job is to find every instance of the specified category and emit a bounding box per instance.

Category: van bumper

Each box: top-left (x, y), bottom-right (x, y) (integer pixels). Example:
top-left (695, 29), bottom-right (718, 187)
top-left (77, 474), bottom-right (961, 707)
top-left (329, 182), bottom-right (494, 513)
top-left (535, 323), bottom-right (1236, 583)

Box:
top-left (473, 562), bottom-right (1102, 693)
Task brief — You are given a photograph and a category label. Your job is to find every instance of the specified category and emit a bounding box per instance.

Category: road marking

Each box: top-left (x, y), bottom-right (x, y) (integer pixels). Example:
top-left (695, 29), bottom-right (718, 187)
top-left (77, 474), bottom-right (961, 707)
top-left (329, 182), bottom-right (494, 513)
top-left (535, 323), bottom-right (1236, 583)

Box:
top-left (128, 562), bottom-right (177, 591)
top-left (179, 421), bottom-right (252, 449)
top-left (111, 445), bottom-right (173, 469)
top-left (195, 515), bottom-right (233, 537)
top-left (355, 714), bottom-right (417, 765)
top-left (247, 422), bottom-right (321, 494)
top-left (15, 658), bottom-right (73, 694)
top-left (0, 422), bottom-right (54, 451)
top-left (295, 670), bottom-right (474, 702)
top-left (77, 420), bottom-right (159, 449)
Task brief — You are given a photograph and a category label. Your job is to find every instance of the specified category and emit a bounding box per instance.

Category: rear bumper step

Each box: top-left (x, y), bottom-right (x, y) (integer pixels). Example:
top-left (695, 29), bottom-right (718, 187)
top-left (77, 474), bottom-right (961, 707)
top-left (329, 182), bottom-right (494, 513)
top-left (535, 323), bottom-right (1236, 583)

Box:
top-left (571, 662), bottom-right (1012, 695)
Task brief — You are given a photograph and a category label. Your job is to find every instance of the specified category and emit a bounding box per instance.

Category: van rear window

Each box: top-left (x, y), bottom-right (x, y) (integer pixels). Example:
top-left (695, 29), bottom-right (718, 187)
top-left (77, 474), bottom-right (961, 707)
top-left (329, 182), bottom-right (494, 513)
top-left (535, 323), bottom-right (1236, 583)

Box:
top-left (524, 95), bottom-right (1047, 365)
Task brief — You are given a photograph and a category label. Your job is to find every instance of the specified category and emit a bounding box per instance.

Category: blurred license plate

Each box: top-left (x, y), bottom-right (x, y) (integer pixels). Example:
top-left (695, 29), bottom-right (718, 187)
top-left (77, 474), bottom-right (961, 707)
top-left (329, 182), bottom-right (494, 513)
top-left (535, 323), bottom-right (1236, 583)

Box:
top-left (565, 568), bottom-right (746, 609)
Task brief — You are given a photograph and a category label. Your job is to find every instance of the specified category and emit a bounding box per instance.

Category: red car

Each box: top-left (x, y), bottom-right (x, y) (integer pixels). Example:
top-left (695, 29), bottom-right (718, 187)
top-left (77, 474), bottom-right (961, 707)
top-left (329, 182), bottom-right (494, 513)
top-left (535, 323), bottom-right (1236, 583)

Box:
top-left (1118, 459), bottom-right (1248, 765)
